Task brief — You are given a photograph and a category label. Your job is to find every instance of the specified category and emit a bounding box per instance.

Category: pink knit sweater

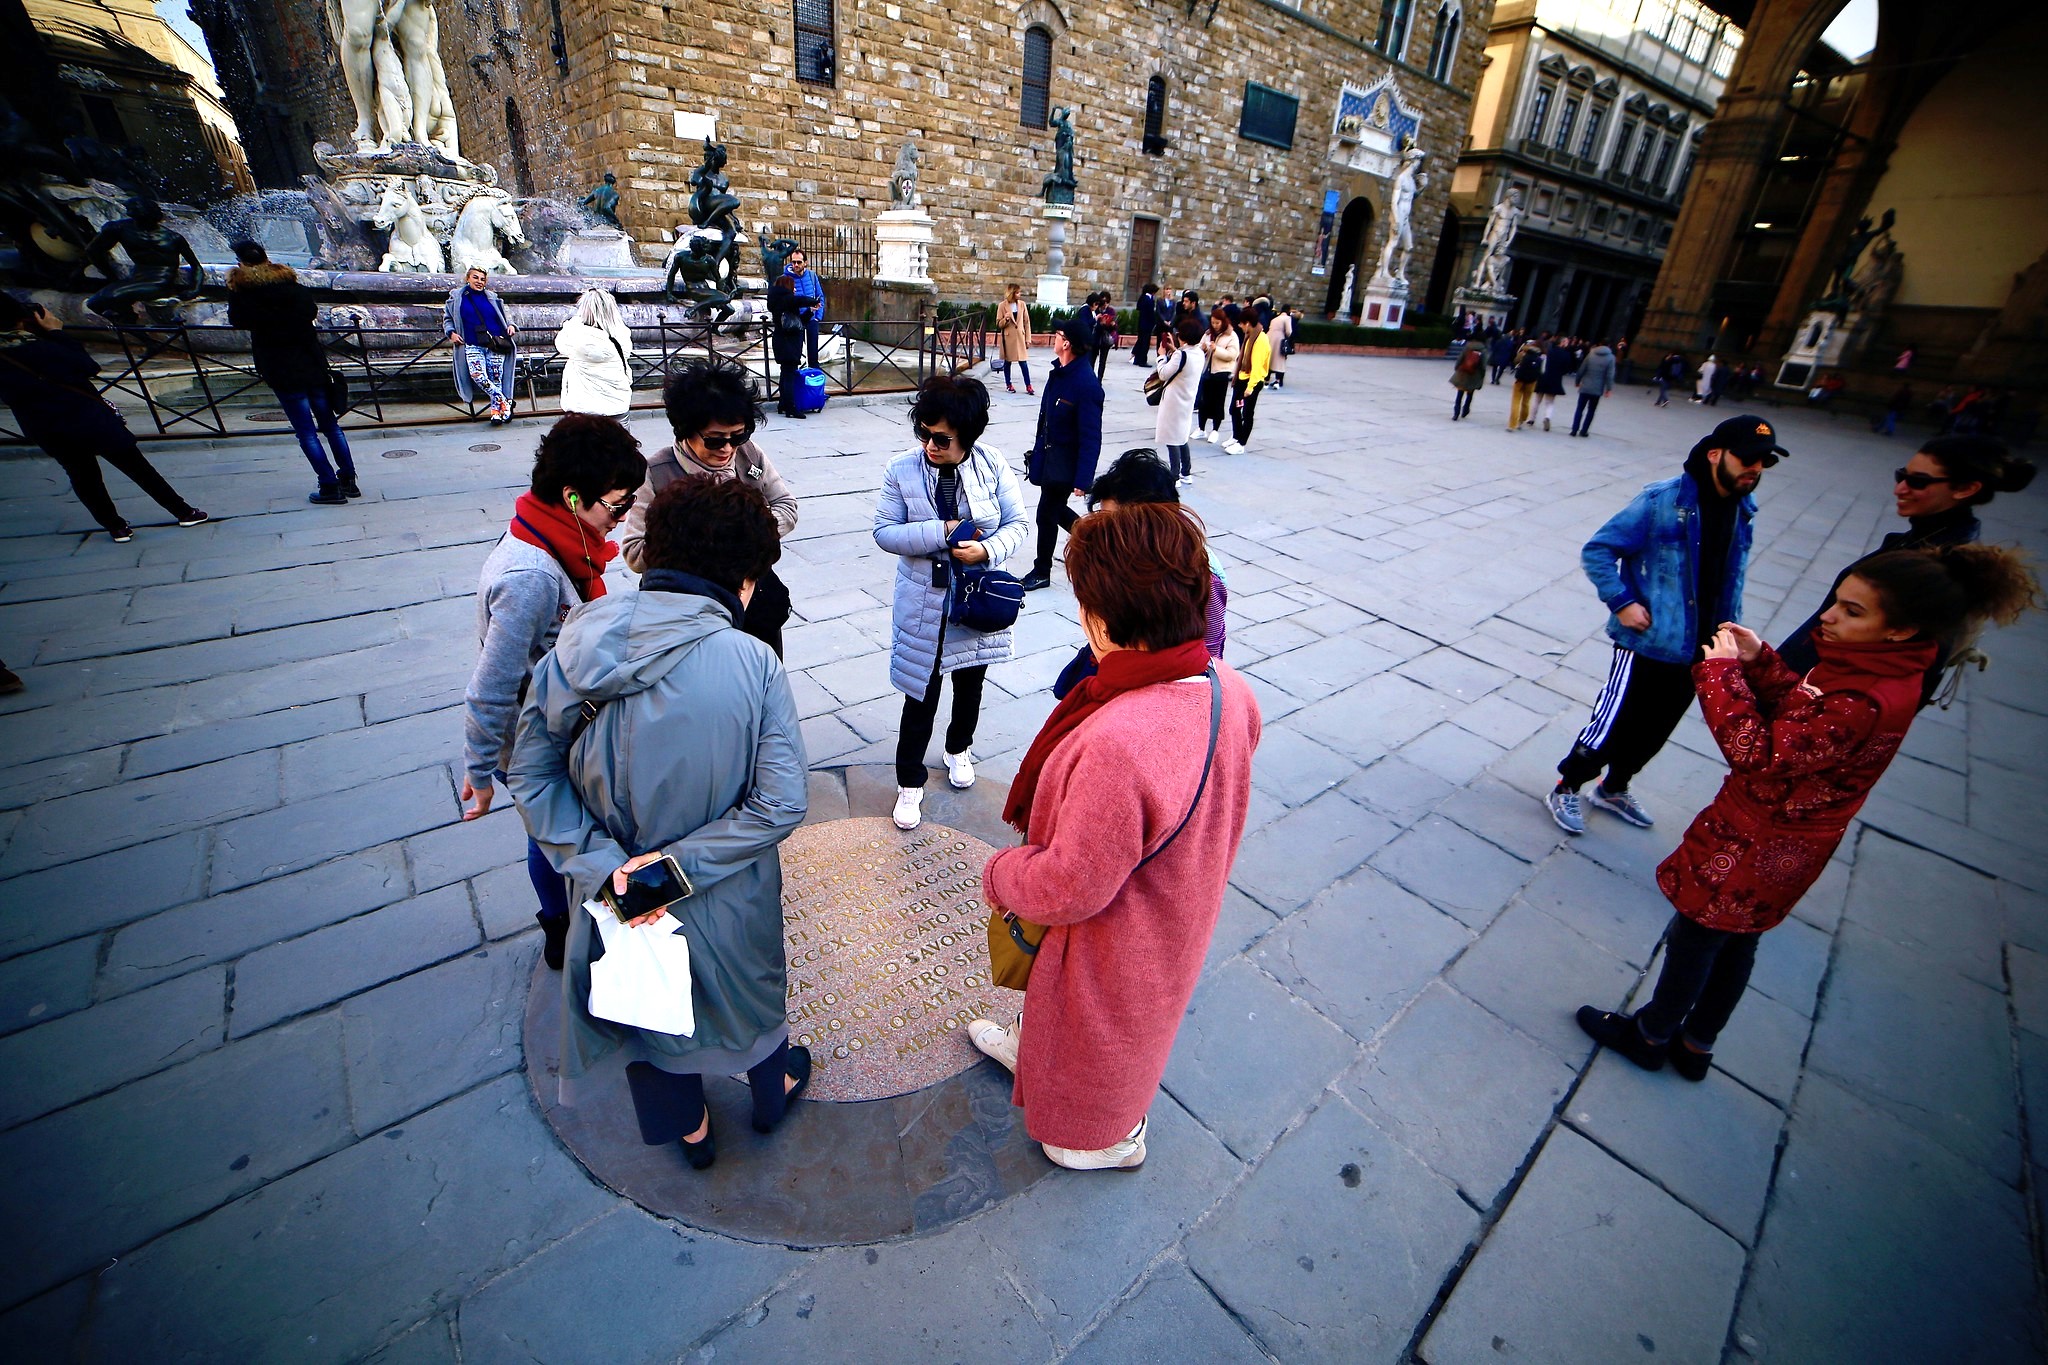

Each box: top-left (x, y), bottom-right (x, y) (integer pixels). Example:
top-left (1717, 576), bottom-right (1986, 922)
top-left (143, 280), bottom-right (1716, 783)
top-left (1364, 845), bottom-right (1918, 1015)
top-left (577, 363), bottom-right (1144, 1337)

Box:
top-left (983, 664), bottom-right (1262, 1149)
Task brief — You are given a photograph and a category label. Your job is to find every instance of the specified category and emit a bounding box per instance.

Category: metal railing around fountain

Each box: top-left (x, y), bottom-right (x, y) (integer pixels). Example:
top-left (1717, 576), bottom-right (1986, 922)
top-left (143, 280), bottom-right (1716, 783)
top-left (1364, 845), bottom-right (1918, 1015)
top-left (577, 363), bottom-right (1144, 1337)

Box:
top-left (0, 310), bottom-right (992, 445)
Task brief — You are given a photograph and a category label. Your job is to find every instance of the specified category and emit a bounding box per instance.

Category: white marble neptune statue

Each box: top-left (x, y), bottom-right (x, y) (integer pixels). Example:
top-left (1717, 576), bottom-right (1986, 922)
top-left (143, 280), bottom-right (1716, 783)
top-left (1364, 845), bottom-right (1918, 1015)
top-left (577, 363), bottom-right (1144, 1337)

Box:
top-left (330, 0), bottom-right (462, 156)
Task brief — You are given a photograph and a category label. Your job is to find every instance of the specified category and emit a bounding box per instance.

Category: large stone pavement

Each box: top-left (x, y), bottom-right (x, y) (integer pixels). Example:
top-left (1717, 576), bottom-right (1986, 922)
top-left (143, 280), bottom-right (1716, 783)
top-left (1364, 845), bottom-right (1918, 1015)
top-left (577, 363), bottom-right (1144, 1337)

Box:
top-left (0, 353), bottom-right (2044, 1363)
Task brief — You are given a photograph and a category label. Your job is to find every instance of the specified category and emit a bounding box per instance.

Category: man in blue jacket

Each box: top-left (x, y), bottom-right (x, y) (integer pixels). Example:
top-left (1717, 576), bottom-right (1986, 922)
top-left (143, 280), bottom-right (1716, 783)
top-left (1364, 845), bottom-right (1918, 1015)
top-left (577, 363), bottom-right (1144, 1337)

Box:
top-left (1546, 415), bottom-right (1786, 835)
top-left (784, 248), bottom-right (824, 367)
top-left (1020, 313), bottom-right (1105, 591)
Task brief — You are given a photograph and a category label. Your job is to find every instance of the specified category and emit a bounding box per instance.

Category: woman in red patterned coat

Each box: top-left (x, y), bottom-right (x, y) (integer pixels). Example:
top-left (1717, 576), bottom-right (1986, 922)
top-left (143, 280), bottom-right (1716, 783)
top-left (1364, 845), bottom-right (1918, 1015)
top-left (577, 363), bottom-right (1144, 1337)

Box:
top-left (1578, 543), bottom-right (2038, 1081)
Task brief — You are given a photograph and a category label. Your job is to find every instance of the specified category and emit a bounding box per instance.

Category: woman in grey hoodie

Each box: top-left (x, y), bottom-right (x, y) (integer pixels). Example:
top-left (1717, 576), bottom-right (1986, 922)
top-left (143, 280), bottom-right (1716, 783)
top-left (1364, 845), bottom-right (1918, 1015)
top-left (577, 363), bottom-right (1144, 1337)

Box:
top-left (461, 415), bottom-right (647, 970)
top-left (510, 476), bottom-right (810, 1170)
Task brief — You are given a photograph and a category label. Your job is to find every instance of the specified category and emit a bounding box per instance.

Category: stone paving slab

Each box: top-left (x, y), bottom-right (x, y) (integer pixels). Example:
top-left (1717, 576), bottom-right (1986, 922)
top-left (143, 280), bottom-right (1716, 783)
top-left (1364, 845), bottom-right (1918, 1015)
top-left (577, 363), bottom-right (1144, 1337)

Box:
top-left (1421, 1127), bottom-right (1747, 1365)
top-left (0, 354), bottom-right (2043, 1359)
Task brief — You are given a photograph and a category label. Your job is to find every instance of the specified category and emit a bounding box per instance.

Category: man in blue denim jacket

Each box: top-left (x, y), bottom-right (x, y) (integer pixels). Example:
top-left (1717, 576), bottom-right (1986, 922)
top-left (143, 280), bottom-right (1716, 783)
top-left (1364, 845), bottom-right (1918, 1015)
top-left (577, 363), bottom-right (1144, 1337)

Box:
top-left (1546, 415), bottom-right (1786, 835)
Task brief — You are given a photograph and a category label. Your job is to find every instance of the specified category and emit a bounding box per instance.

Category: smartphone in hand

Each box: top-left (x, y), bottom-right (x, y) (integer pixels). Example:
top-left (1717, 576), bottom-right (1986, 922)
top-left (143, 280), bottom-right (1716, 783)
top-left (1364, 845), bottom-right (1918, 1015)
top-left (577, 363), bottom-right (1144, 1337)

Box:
top-left (599, 854), bottom-right (695, 923)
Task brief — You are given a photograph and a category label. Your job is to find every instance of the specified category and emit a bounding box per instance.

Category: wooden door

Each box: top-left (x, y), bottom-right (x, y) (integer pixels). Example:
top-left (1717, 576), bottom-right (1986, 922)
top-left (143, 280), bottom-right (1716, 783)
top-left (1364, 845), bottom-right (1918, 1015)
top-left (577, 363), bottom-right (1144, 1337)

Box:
top-left (1123, 217), bottom-right (1161, 306)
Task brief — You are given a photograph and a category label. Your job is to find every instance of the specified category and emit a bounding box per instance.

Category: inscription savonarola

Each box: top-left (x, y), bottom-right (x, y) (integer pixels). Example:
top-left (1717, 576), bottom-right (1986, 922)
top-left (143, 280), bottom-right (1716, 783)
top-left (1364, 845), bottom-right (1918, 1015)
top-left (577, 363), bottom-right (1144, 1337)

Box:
top-left (777, 818), bottom-right (1022, 1103)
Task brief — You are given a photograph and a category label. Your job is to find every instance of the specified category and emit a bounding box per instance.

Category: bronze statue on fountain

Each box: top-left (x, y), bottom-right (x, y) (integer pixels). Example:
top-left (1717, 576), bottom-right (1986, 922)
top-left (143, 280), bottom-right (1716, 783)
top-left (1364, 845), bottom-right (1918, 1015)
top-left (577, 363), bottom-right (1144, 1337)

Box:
top-left (81, 197), bottom-right (205, 324)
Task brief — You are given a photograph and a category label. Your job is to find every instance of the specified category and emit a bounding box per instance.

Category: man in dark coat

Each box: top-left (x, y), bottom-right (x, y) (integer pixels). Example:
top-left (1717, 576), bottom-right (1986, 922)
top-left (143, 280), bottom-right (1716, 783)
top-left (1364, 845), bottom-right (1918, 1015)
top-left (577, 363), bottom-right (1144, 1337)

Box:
top-left (226, 241), bottom-right (358, 503)
top-left (1020, 313), bottom-right (1104, 591)
top-left (1131, 284), bottom-right (1157, 366)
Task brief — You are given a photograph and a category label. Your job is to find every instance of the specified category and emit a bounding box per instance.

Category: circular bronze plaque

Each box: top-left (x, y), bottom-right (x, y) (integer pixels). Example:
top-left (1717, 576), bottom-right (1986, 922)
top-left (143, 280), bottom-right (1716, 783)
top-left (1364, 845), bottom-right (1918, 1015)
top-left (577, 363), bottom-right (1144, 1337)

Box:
top-left (779, 818), bottom-right (1023, 1102)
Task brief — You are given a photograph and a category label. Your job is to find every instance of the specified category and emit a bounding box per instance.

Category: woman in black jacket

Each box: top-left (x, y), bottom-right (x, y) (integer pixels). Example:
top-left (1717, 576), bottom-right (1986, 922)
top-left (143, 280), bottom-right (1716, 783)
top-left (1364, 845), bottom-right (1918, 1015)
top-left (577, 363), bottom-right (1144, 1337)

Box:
top-left (226, 242), bottom-right (359, 505)
top-left (766, 275), bottom-right (808, 419)
top-left (0, 294), bottom-right (205, 542)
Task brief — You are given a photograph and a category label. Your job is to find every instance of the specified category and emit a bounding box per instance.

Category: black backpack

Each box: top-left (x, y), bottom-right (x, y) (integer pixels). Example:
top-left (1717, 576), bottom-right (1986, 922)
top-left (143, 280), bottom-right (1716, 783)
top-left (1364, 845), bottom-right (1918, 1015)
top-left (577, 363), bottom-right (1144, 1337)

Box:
top-left (1514, 352), bottom-right (1543, 384)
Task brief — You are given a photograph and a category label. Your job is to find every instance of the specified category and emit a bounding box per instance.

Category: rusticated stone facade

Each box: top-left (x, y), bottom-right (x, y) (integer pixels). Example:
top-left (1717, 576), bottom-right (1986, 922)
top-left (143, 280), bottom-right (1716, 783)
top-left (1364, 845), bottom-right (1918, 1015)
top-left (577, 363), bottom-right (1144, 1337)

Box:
top-left (205, 0), bottom-right (1497, 313)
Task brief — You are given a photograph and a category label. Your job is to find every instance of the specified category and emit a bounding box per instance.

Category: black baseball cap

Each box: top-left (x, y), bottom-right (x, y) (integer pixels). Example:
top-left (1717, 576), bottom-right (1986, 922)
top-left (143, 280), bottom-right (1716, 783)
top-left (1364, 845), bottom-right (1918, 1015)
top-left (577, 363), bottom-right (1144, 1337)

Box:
top-left (1056, 311), bottom-right (1095, 349)
top-left (1700, 415), bottom-right (1789, 467)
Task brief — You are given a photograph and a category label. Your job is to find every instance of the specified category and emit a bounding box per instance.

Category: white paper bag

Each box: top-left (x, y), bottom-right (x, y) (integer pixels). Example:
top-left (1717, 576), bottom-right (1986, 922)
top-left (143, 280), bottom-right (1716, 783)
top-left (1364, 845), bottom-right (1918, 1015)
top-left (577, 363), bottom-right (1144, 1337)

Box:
top-left (584, 900), bottom-right (696, 1037)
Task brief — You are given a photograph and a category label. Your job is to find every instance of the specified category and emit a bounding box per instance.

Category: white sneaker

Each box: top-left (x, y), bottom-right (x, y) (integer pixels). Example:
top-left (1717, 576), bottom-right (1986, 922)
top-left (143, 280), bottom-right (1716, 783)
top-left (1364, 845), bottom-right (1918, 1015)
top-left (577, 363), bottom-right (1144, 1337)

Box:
top-left (1044, 1117), bottom-right (1148, 1171)
top-left (1222, 440), bottom-right (1246, 454)
top-left (1204, 429), bottom-right (1220, 443)
top-left (967, 1016), bottom-right (1019, 1072)
top-left (945, 750), bottom-right (975, 789)
top-left (892, 786), bottom-right (923, 830)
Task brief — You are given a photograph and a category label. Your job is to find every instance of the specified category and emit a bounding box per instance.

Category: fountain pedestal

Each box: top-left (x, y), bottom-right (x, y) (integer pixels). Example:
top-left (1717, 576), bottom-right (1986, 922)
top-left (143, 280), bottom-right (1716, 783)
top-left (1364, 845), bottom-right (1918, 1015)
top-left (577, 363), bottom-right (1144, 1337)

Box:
top-left (1035, 204), bottom-right (1073, 310)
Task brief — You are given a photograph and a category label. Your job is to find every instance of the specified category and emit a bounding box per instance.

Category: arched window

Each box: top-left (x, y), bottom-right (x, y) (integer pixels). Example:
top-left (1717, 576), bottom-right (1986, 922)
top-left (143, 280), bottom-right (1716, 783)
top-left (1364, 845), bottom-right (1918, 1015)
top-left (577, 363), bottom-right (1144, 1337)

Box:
top-left (1142, 74), bottom-right (1167, 155)
top-left (1424, 5), bottom-right (1460, 82)
top-left (1021, 26), bottom-right (1052, 128)
top-left (1376, 0), bottom-right (1415, 61)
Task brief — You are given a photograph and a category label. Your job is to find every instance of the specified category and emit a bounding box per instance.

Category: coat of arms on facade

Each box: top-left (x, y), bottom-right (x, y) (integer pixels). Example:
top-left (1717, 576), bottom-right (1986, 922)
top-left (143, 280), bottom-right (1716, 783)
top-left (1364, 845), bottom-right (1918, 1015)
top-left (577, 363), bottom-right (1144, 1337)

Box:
top-left (1330, 74), bottom-right (1424, 179)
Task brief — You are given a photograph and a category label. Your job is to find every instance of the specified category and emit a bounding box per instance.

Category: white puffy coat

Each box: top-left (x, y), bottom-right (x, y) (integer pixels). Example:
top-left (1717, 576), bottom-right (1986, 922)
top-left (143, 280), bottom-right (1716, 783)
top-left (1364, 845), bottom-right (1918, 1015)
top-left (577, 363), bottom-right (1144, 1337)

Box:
top-left (555, 319), bottom-right (634, 416)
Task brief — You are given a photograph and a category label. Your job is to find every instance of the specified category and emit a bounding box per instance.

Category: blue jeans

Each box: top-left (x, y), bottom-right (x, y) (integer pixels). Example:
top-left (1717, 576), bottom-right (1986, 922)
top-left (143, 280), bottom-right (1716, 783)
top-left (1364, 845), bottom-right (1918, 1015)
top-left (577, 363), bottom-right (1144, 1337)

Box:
top-left (527, 837), bottom-right (570, 925)
top-left (277, 388), bottom-right (354, 486)
top-left (802, 316), bottom-right (821, 368)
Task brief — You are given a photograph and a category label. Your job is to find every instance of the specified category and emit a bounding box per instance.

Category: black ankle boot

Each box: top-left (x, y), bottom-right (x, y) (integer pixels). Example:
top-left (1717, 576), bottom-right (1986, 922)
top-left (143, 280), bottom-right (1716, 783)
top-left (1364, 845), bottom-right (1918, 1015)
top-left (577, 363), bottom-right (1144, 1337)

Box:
top-left (752, 1046), bottom-right (812, 1134)
top-left (1667, 1036), bottom-right (1713, 1082)
top-left (1575, 1007), bottom-right (1667, 1071)
top-left (680, 1115), bottom-right (716, 1169)
top-left (538, 913), bottom-right (568, 971)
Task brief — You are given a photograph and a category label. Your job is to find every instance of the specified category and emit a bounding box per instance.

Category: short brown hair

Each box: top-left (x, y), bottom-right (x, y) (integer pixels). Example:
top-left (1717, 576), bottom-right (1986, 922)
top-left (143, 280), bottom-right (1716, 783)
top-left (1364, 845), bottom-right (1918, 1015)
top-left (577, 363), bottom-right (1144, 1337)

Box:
top-left (640, 473), bottom-right (780, 592)
top-left (1064, 503), bottom-right (1210, 650)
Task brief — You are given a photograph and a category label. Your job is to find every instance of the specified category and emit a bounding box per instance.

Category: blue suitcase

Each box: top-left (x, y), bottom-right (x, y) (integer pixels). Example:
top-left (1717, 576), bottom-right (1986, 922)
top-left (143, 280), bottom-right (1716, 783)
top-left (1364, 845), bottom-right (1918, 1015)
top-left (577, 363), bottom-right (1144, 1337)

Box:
top-left (795, 367), bottom-right (829, 413)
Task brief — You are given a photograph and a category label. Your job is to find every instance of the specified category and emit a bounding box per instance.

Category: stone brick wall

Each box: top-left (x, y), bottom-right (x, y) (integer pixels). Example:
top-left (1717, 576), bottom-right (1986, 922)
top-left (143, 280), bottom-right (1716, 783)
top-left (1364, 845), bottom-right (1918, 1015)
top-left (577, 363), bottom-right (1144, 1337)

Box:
top-left (218, 0), bottom-right (1493, 314)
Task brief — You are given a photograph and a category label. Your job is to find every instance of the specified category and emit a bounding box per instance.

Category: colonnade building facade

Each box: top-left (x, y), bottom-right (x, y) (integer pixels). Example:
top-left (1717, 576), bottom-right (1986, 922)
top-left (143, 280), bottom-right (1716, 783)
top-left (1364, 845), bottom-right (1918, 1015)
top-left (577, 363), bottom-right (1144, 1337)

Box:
top-left (1444, 0), bottom-right (1738, 341)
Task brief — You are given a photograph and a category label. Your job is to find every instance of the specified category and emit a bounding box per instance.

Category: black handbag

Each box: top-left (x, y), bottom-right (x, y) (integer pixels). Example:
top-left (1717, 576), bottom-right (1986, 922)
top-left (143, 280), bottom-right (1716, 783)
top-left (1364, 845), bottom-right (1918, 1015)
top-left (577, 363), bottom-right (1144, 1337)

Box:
top-left (327, 372), bottom-right (353, 415)
top-left (943, 519), bottom-right (1024, 633)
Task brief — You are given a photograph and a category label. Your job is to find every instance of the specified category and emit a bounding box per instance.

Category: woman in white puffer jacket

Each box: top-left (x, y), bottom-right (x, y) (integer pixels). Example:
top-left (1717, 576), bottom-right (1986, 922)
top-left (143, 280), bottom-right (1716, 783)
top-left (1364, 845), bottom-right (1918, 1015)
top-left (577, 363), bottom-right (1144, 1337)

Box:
top-left (554, 289), bottom-right (636, 417)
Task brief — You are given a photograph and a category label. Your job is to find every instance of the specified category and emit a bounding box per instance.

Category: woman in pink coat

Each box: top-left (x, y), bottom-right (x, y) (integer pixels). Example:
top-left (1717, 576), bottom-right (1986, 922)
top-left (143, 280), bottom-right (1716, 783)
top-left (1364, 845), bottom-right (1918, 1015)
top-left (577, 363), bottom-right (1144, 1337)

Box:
top-left (970, 504), bottom-right (1261, 1169)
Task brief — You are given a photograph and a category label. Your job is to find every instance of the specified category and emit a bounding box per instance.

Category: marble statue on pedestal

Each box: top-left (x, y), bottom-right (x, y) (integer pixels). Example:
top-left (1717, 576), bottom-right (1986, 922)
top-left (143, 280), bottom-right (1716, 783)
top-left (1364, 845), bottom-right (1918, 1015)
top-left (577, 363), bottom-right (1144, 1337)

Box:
top-left (579, 172), bottom-right (622, 229)
top-left (1823, 208), bottom-right (1894, 311)
top-left (334, 0), bottom-right (461, 156)
top-left (1373, 140), bottom-right (1425, 284)
top-left (1041, 107), bottom-right (1077, 206)
top-left (1470, 187), bottom-right (1522, 294)
top-left (890, 142), bottom-right (921, 210)
top-left (81, 197), bottom-right (204, 321)
top-left (1337, 265), bottom-right (1356, 319)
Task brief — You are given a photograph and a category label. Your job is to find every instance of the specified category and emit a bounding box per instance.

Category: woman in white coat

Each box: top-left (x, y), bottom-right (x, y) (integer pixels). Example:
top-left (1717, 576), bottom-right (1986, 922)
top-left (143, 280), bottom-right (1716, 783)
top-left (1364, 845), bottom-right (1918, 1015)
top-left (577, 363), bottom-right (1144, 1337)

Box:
top-left (1152, 316), bottom-right (1203, 483)
top-left (873, 374), bottom-right (1028, 831)
top-left (555, 289), bottom-right (636, 417)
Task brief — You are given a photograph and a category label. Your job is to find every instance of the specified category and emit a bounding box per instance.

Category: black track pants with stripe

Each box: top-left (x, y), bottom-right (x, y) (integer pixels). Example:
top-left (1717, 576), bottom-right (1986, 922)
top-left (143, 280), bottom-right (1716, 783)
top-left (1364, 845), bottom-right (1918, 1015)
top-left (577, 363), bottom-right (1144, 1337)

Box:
top-left (1556, 646), bottom-right (1699, 792)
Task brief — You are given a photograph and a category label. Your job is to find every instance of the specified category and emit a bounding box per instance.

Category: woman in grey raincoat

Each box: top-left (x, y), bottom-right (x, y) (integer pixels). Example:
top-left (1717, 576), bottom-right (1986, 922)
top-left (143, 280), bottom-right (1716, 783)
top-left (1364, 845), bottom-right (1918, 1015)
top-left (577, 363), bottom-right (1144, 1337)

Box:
top-left (442, 267), bottom-right (519, 424)
top-left (873, 373), bottom-right (1029, 832)
top-left (510, 475), bottom-right (809, 1170)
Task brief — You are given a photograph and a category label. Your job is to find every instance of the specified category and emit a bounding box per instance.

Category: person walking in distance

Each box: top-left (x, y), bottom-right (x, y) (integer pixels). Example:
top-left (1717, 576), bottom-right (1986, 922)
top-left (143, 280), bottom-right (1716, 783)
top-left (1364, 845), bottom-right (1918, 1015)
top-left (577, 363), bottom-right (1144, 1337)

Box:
top-left (1576, 545), bottom-right (2039, 1081)
top-left (0, 293), bottom-right (206, 542)
top-left (784, 247), bottom-right (824, 368)
top-left (226, 241), bottom-right (360, 504)
top-left (1489, 328), bottom-right (1518, 385)
top-left (1194, 308), bottom-right (1238, 445)
top-left (1131, 283), bottom-right (1157, 367)
top-left (995, 283), bottom-right (1034, 395)
top-left (1449, 344), bottom-right (1484, 421)
top-left (1266, 305), bottom-right (1295, 390)
top-left (1222, 310), bottom-right (1270, 455)
top-left (1653, 351), bottom-right (1683, 407)
top-left (1019, 314), bottom-right (1105, 592)
top-left (1507, 334), bottom-right (1544, 430)
top-left (1570, 340), bottom-right (1617, 437)
top-left (1533, 332), bottom-right (1576, 432)
top-left (1546, 416), bottom-right (1784, 836)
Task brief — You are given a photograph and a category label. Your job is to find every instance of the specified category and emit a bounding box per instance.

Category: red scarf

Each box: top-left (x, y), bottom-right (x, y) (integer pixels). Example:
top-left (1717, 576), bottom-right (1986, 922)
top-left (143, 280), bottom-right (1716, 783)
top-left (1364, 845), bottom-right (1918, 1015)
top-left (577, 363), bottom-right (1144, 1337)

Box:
top-left (1003, 637), bottom-right (1212, 834)
top-left (509, 491), bottom-right (615, 601)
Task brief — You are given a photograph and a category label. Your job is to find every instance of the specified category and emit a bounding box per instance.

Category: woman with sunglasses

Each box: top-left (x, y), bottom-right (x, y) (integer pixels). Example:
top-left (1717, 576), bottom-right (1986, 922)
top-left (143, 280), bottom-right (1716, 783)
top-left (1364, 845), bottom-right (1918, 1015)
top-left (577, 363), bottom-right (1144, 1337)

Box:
top-left (462, 414), bottom-right (648, 970)
top-left (874, 374), bottom-right (1029, 831)
top-left (1778, 436), bottom-right (2035, 683)
top-left (620, 362), bottom-right (800, 656)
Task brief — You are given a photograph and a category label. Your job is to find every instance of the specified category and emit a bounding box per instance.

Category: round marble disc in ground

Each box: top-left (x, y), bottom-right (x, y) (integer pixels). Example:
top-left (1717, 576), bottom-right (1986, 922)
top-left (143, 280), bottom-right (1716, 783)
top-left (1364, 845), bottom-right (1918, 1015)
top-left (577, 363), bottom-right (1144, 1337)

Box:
top-left (778, 818), bottom-right (1023, 1102)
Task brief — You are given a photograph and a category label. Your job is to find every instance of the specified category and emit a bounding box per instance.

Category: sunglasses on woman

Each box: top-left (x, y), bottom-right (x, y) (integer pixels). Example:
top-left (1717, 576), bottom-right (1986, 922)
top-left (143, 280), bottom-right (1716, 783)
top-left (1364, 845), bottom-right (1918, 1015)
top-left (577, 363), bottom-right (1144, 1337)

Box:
top-left (695, 431), bottom-right (749, 451)
top-left (915, 426), bottom-right (958, 450)
top-left (593, 493), bottom-right (635, 517)
top-left (1895, 468), bottom-right (1950, 490)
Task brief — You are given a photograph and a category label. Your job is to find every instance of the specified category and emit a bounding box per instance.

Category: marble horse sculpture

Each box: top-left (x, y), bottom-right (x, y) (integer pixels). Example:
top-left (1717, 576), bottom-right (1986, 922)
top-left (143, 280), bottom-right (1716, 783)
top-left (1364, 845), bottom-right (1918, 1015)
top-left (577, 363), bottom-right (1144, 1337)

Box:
top-left (450, 194), bottom-right (527, 276)
top-left (371, 181), bottom-right (443, 273)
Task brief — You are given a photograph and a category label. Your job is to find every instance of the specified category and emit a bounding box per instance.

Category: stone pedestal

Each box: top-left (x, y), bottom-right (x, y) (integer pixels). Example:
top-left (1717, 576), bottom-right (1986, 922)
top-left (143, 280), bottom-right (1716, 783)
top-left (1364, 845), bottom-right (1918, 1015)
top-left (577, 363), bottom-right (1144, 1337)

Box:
top-left (1451, 286), bottom-right (1515, 334)
top-left (871, 279), bottom-right (936, 322)
top-left (1035, 204), bottom-right (1073, 309)
top-left (556, 227), bottom-right (636, 274)
top-left (875, 208), bottom-right (936, 287)
top-left (1359, 273), bottom-right (1411, 328)
top-left (1775, 308), bottom-right (1847, 389)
